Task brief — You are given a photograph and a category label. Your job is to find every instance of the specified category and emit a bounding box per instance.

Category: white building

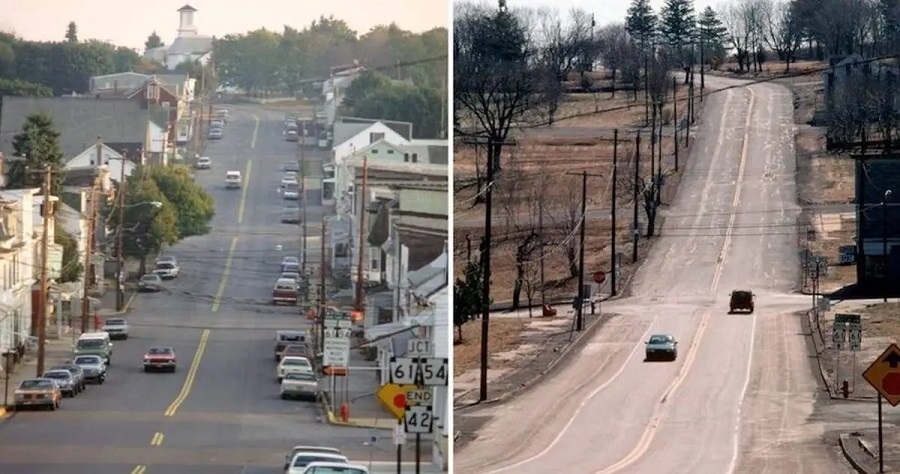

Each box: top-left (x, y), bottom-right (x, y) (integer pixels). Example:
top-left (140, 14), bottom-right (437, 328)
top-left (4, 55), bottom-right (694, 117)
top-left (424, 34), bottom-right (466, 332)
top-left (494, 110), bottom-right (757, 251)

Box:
top-left (66, 143), bottom-right (137, 186)
top-left (144, 4), bottom-right (214, 71)
top-left (0, 189), bottom-right (39, 356)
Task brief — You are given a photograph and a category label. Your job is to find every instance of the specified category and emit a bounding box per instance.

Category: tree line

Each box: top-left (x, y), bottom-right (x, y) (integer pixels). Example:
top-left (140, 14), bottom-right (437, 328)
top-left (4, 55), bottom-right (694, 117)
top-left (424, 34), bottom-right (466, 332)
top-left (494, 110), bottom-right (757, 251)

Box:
top-left (212, 17), bottom-right (447, 96)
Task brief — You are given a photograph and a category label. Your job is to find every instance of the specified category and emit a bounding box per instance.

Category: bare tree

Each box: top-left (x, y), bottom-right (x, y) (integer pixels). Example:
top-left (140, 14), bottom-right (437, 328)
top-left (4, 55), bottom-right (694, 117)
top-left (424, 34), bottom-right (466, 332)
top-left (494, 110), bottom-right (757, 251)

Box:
top-left (719, 0), bottom-right (754, 72)
top-left (547, 176), bottom-right (582, 278)
top-left (597, 23), bottom-right (630, 97)
top-left (498, 159), bottom-right (543, 309)
top-left (760, 0), bottom-right (804, 72)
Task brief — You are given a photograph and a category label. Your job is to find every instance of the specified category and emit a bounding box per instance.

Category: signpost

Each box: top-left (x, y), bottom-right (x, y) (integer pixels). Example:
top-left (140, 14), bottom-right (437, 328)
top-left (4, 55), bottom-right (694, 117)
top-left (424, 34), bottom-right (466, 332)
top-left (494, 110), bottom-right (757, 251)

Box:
top-left (862, 343), bottom-right (900, 473)
top-left (323, 310), bottom-right (352, 412)
top-left (838, 245), bottom-right (857, 265)
top-left (834, 313), bottom-right (863, 395)
top-left (389, 343), bottom-right (448, 474)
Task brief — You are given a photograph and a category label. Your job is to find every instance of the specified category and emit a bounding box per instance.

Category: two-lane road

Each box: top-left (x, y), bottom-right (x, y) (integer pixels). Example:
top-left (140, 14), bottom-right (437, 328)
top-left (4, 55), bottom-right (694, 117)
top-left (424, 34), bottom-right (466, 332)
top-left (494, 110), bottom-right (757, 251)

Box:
top-left (456, 76), bottom-right (853, 474)
top-left (0, 105), bottom-right (383, 473)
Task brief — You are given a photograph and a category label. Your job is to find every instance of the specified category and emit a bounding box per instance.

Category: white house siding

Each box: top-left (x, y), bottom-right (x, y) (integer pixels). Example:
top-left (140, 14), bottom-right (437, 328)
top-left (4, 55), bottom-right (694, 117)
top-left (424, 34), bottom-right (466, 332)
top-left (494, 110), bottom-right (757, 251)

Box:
top-left (0, 190), bottom-right (38, 351)
top-left (332, 124), bottom-right (409, 201)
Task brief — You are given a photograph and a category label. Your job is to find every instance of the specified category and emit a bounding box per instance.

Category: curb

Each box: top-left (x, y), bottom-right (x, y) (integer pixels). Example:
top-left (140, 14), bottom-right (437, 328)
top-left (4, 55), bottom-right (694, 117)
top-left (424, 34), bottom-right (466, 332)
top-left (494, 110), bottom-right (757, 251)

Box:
top-left (454, 310), bottom-right (610, 412)
top-left (840, 434), bottom-right (872, 474)
top-left (319, 395), bottom-right (394, 430)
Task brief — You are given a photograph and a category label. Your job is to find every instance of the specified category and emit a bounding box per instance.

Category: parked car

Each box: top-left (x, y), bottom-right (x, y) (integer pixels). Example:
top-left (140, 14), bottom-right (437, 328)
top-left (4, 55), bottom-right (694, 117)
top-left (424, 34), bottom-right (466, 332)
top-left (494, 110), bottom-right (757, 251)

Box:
top-left (100, 317), bottom-right (129, 340)
top-left (280, 271), bottom-right (302, 284)
top-left (208, 128), bottom-right (223, 140)
top-left (284, 447), bottom-right (343, 471)
top-left (286, 454), bottom-right (350, 474)
top-left (284, 161), bottom-right (300, 172)
top-left (41, 370), bottom-right (78, 397)
top-left (286, 129), bottom-right (299, 141)
top-left (281, 372), bottom-right (319, 401)
top-left (153, 261), bottom-right (180, 279)
top-left (196, 156), bottom-right (212, 169)
top-left (138, 274), bottom-right (164, 292)
top-left (283, 183), bottom-right (300, 200)
top-left (281, 207), bottom-right (301, 224)
top-left (14, 378), bottom-right (62, 410)
top-left (49, 363), bottom-right (86, 392)
top-left (299, 462), bottom-right (369, 474)
top-left (281, 256), bottom-right (299, 270)
top-left (275, 331), bottom-right (307, 361)
top-left (273, 278), bottom-right (299, 306)
top-left (277, 356), bottom-right (313, 382)
top-left (71, 355), bottom-right (107, 384)
top-left (156, 255), bottom-right (177, 266)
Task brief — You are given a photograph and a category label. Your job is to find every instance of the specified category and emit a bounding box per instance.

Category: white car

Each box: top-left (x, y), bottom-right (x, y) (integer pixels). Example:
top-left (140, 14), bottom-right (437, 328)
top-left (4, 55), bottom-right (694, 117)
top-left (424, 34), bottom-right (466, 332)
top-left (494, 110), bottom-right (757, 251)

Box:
top-left (283, 447), bottom-right (342, 471)
top-left (283, 183), bottom-right (300, 200)
top-left (196, 156), bottom-right (211, 169)
top-left (226, 171), bottom-right (242, 189)
top-left (277, 356), bottom-right (312, 382)
top-left (281, 256), bottom-right (299, 270)
top-left (299, 462), bottom-right (369, 474)
top-left (100, 318), bottom-right (129, 340)
top-left (153, 261), bottom-right (179, 279)
top-left (281, 176), bottom-right (298, 189)
top-left (287, 454), bottom-right (350, 474)
top-left (281, 372), bottom-right (319, 400)
top-left (138, 274), bottom-right (163, 292)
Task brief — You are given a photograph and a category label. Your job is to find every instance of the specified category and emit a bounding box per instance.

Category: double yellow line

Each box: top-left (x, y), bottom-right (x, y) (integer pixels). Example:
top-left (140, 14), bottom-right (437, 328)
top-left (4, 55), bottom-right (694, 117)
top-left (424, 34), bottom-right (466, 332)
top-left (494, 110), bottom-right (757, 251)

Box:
top-left (164, 329), bottom-right (210, 417)
top-left (131, 466), bottom-right (146, 474)
top-left (150, 432), bottom-right (164, 446)
top-left (212, 238), bottom-right (238, 312)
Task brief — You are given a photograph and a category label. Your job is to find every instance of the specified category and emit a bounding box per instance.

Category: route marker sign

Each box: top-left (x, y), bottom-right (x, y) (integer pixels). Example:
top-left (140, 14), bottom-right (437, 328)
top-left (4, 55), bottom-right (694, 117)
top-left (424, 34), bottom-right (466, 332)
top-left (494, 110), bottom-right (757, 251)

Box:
top-left (406, 389), bottom-right (433, 406)
top-left (407, 338), bottom-right (433, 357)
top-left (404, 405), bottom-right (433, 434)
top-left (863, 343), bottom-right (900, 406)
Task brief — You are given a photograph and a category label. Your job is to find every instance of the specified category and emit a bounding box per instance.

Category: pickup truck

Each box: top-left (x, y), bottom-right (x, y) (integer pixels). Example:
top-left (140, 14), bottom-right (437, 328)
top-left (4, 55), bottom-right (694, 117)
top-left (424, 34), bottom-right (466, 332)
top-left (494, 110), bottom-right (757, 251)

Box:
top-left (272, 278), bottom-right (299, 306)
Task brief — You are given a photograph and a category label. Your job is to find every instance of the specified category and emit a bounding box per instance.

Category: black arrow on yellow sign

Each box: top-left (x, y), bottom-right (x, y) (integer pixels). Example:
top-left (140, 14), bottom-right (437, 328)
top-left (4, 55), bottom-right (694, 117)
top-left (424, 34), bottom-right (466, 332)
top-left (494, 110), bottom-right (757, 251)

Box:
top-left (885, 350), bottom-right (900, 368)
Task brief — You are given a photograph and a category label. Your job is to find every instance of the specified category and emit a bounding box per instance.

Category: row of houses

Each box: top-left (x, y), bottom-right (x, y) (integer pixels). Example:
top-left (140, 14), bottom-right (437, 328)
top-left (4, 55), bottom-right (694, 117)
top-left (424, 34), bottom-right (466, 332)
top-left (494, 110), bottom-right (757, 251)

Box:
top-left (317, 118), bottom-right (448, 467)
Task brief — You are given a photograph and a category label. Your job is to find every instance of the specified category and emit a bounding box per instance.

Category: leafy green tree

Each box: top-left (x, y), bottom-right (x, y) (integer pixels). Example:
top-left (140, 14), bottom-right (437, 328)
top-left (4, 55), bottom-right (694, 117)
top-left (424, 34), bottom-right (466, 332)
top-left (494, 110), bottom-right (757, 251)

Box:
top-left (277, 26), bottom-right (309, 96)
top-left (350, 80), bottom-right (444, 138)
top-left (625, 0), bottom-right (658, 47)
top-left (213, 29), bottom-right (281, 95)
top-left (659, 0), bottom-right (696, 64)
top-left (454, 259), bottom-right (489, 344)
top-left (342, 70), bottom-right (392, 109)
top-left (122, 177), bottom-right (178, 273)
top-left (144, 31), bottom-right (164, 53)
top-left (55, 229), bottom-right (83, 283)
top-left (7, 114), bottom-right (66, 195)
top-left (65, 22), bottom-right (78, 43)
top-left (0, 78), bottom-right (52, 97)
top-left (145, 166), bottom-right (214, 238)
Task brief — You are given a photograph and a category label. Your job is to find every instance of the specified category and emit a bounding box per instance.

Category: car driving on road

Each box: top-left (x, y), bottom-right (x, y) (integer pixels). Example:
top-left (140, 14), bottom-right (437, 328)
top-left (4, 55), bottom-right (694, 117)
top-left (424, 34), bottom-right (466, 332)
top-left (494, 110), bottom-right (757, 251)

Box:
top-left (14, 378), bottom-right (62, 410)
top-left (143, 346), bottom-right (177, 372)
top-left (195, 156), bottom-right (212, 169)
top-left (72, 355), bottom-right (107, 384)
top-left (645, 334), bottom-right (678, 361)
top-left (138, 273), bottom-right (164, 292)
top-left (100, 317), bottom-right (129, 340)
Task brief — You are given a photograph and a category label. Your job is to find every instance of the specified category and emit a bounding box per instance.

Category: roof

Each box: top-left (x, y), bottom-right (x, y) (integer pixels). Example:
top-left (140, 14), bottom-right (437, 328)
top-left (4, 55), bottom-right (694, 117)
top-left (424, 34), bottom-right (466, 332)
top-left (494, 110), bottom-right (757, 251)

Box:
top-left (168, 36), bottom-right (213, 55)
top-left (399, 229), bottom-right (448, 271)
top-left (397, 142), bottom-right (448, 165)
top-left (338, 117), bottom-right (412, 141)
top-left (332, 123), bottom-right (371, 149)
top-left (0, 97), bottom-right (162, 159)
top-left (178, 4), bottom-right (197, 11)
top-left (407, 248), bottom-right (448, 297)
top-left (90, 72), bottom-right (149, 93)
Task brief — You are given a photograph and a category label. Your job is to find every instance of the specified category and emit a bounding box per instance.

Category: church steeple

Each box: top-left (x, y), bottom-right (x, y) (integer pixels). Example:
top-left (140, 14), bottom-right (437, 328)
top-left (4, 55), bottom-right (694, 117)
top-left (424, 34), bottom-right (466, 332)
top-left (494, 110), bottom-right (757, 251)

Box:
top-left (177, 4), bottom-right (198, 37)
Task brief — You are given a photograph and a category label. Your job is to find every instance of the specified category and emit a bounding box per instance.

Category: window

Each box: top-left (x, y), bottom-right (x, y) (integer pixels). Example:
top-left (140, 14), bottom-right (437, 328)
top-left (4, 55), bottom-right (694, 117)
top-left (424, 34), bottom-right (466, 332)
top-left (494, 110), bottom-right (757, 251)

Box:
top-left (371, 149), bottom-right (379, 154)
top-left (412, 153), bottom-right (418, 163)
top-left (404, 153), bottom-right (409, 162)
top-left (161, 101), bottom-right (170, 109)
top-left (369, 132), bottom-right (385, 143)
top-left (387, 149), bottom-right (394, 154)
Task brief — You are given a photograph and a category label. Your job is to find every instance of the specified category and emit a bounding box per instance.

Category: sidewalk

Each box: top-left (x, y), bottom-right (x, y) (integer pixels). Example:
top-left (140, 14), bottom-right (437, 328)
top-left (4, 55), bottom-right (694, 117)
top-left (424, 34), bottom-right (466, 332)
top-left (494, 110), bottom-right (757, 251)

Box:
top-left (1, 329), bottom-right (75, 416)
top-left (320, 346), bottom-right (402, 430)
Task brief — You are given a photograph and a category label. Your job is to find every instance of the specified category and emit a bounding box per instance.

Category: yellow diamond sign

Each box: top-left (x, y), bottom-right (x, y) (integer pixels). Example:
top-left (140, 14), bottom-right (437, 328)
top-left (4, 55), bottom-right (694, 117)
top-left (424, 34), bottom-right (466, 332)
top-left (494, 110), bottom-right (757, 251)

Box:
top-left (376, 383), bottom-right (418, 420)
top-left (862, 343), bottom-right (900, 406)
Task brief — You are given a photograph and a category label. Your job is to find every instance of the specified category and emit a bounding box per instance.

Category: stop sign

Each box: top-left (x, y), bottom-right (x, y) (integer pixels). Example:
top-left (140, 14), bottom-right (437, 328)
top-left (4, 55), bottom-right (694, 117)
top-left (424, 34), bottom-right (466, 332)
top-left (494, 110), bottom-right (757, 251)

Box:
top-left (883, 373), bottom-right (900, 395)
top-left (593, 271), bottom-right (606, 284)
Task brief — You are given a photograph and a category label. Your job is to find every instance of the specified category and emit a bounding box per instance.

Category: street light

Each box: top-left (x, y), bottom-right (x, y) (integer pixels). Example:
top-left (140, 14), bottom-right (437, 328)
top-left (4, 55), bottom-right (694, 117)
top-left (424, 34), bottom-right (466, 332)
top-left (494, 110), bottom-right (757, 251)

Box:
top-left (116, 200), bottom-right (164, 311)
top-left (883, 189), bottom-right (892, 303)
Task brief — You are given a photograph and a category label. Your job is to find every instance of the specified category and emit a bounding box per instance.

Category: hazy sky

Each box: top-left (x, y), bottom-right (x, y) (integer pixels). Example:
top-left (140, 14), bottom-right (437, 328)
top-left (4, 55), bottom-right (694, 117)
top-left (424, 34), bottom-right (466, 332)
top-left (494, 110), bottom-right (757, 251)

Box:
top-left (480, 0), bottom-right (723, 26)
top-left (0, 0), bottom-right (449, 51)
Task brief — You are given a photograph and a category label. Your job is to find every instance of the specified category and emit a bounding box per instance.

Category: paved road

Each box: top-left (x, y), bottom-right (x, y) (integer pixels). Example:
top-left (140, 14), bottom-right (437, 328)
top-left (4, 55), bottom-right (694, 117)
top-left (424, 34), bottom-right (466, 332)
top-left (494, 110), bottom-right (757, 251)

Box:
top-left (0, 104), bottom-right (394, 473)
top-left (455, 75), bottom-right (855, 473)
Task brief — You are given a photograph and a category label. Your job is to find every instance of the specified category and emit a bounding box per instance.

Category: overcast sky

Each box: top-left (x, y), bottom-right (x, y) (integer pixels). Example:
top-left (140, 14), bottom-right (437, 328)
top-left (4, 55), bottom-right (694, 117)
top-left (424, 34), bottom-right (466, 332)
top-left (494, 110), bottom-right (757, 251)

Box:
top-left (0, 0), bottom-right (449, 51)
top-left (466, 0), bottom-right (724, 27)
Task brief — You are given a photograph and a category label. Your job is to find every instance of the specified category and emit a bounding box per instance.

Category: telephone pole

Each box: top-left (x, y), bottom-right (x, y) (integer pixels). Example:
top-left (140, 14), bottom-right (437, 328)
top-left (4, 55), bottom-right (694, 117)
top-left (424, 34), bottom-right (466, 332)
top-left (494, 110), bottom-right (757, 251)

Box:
top-left (566, 169), bottom-right (604, 332)
top-left (673, 77), bottom-right (680, 173)
top-left (81, 177), bottom-right (99, 333)
top-left (300, 121), bottom-right (308, 276)
top-left (33, 165), bottom-right (53, 376)
top-left (115, 152), bottom-right (128, 311)
top-left (319, 216), bottom-right (327, 355)
top-left (611, 130), bottom-right (619, 297)
top-left (354, 154), bottom-right (369, 313)
top-left (632, 132), bottom-right (641, 263)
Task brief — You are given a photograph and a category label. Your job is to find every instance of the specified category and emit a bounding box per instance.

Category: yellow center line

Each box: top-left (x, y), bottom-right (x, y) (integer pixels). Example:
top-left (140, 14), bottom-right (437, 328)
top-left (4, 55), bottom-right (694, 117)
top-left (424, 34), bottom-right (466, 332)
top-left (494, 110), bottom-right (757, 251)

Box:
top-left (250, 114), bottom-right (260, 148)
top-left (150, 432), bottom-right (165, 446)
top-left (163, 329), bottom-right (210, 417)
top-left (237, 159), bottom-right (252, 224)
top-left (211, 237), bottom-right (238, 312)
top-left (130, 465), bottom-right (146, 474)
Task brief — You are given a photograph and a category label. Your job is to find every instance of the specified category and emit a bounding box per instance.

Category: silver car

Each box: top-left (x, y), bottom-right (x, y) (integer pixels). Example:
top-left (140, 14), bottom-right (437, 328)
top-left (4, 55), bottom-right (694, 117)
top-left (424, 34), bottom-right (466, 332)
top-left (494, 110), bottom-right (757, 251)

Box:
top-left (72, 355), bottom-right (107, 384)
top-left (42, 370), bottom-right (78, 397)
top-left (138, 274), bottom-right (163, 292)
top-left (280, 372), bottom-right (319, 400)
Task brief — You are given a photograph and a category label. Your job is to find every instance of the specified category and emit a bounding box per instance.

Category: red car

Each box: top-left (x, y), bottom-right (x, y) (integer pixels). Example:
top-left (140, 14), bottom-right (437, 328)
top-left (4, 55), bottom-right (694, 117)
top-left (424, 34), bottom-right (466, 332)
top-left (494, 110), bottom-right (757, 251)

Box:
top-left (143, 346), bottom-right (177, 373)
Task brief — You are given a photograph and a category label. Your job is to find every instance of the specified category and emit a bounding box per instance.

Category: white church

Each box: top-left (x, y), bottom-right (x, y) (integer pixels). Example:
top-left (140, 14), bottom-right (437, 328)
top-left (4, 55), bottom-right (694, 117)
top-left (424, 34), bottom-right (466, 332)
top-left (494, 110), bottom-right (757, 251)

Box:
top-left (144, 4), bottom-right (214, 70)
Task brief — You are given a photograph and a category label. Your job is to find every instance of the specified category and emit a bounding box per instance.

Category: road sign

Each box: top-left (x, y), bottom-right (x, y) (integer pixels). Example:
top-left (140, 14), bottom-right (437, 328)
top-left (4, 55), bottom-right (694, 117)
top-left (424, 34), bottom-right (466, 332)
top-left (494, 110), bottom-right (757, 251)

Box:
top-left (833, 324), bottom-right (846, 351)
top-left (406, 389), bottom-right (433, 406)
top-left (421, 358), bottom-right (449, 386)
top-left (838, 245), bottom-right (857, 265)
top-left (323, 337), bottom-right (350, 367)
top-left (836, 313), bottom-right (861, 325)
top-left (376, 383), bottom-right (417, 419)
top-left (863, 344), bottom-right (900, 406)
top-left (849, 327), bottom-right (862, 351)
top-left (407, 338), bottom-right (433, 357)
top-left (389, 357), bottom-right (417, 385)
top-left (404, 405), bottom-right (433, 434)
top-left (593, 271), bottom-right (606, 284)
top-left (323, 328), bottom-right (352, 339)
top-left (392, 422), bottom-right (407, 445)
top-left (324, 309), bottom-right (352, 328)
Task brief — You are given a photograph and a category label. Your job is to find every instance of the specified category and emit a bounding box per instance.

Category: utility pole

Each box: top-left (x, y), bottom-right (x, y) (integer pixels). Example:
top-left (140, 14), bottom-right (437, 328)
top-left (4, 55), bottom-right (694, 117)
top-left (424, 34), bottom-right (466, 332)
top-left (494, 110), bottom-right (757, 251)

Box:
top-left (480, 140), bottom-right (496, 402)
top-left (539, 199), bottom-right (545, 306)
top-left (700, 41), bottom-right (705, 99)
top-left (354, 154), bottom-right (369, 313)
top-left (319, 216), bottom-right (327, 355)
top-left (566, 170), bottom-right (604, 332)
top-left (673, 77), bottom-right (679, 173)
top-left (81, 178), bottom-right (99, 333)
top-left (611, 130), bottom-right (618, 297)
top-left (656, 102), bottom-right (663, 207)
top-left (632, 132), bottom-right (641, 263)
top-left (115, 152), bottom-right (127, 312)
top-left (33, 165), bottom-right (53, 376)
top-left (300, 121), bottom-right (308, 276)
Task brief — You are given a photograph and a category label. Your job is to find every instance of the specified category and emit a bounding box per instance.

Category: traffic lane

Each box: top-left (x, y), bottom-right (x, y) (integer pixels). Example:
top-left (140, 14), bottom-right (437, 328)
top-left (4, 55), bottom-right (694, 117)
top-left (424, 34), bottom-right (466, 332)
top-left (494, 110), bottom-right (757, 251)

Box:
top-left (455, 314), bottom-right (660, 473)
top-left (625, 310), bottom-right (755, 474)
top-left (734, 310), bottom-right (846, 474)
top-left (717, 82), bottom-right (800, 295)
top-left (634, 88), bottom-right (746, 299)
top-left (0, 464), bottom-right (149, 474)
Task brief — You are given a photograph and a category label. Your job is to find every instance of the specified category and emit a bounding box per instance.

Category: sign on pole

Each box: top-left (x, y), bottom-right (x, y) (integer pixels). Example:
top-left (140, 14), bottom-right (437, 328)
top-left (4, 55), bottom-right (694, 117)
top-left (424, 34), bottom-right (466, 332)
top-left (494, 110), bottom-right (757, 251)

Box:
top-left (323, 336), bottom-right (350, 367)
top-left (838, 245), bottom-right (857, 265)
top-left (421, 358), bottom-right (449, 386)
top-left (863, 344), bottom-right (900, 406)
top-left (407, 338), bottom-right (433, 357)
top-left (389, 357), bottom-right (418, 385)
top-left (403, 405), bottom-right (433, 434)
top-left (833, 324), bottom-right (847, 351)
top-left (406, 389), bottom-right (433, 406)
top-left (393, 422), bottom-right (407, 445)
